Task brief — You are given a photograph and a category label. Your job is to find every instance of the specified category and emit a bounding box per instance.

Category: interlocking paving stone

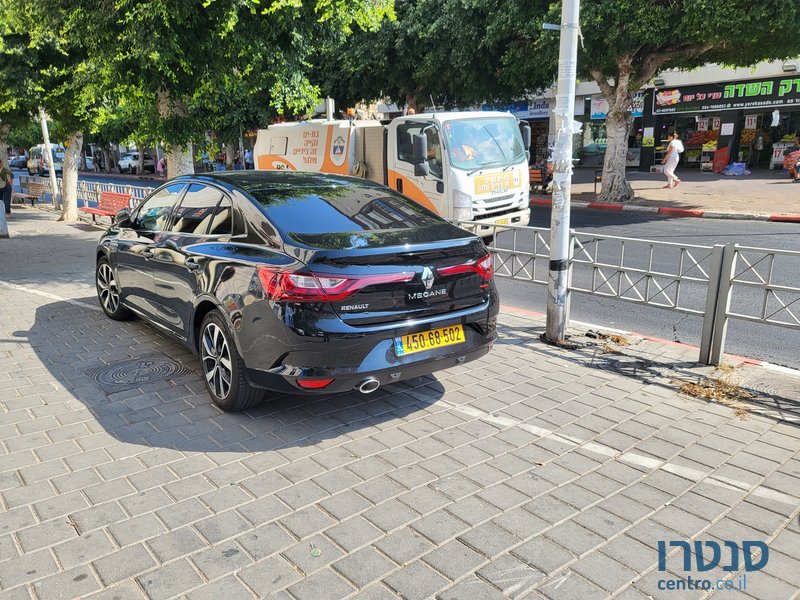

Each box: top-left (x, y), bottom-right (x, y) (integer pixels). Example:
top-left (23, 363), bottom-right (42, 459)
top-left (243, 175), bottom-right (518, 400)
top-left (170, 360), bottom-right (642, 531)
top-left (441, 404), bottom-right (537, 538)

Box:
top-left (2, 212), bottom-right (800, 599)
top-left (382, 560), bottom-right (449, 600)
top-left (135, 559), bottom-right (204, 600)
top-left (92, 544), bottom-right (157, 586)
top-left (333, 546), bottom-right (396, 588)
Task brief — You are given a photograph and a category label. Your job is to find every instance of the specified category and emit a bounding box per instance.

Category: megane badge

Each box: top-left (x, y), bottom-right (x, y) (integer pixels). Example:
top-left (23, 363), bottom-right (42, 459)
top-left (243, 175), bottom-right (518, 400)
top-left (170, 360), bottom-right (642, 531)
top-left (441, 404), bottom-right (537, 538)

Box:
top-left (421, 267), bottom-right (435, 290)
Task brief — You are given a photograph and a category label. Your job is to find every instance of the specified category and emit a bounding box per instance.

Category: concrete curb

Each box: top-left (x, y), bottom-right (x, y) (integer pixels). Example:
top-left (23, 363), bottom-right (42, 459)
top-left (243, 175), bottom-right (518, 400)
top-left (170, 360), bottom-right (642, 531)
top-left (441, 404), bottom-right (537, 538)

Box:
top-left (529, 197), bottom-right (800, 223)
top-left (500, 303), bottom-right (800, 379)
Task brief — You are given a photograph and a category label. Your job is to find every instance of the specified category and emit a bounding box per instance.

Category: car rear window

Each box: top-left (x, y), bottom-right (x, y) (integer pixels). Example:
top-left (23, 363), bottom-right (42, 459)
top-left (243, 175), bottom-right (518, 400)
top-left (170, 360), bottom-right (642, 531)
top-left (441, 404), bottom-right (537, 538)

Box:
top-left (249, 186), bottom-right (441, 235)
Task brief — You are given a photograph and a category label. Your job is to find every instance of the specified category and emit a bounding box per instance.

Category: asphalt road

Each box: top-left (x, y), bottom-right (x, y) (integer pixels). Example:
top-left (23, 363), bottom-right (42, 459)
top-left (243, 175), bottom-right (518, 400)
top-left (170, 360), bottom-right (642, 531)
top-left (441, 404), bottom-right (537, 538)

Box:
top-left (496, 208), bottom-right (800, 369)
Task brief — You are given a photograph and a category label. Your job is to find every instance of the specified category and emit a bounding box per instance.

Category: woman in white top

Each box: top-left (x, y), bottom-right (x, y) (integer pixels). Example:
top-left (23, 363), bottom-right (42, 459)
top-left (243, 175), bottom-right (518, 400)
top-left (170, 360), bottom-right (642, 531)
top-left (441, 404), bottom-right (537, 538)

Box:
top-left (661, 132), bottom-right (684, 188)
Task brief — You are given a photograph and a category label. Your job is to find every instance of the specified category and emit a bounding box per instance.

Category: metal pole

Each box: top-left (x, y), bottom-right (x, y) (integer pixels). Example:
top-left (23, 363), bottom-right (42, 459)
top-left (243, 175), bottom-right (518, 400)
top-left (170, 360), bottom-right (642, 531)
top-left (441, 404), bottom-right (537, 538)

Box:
top-left (699, 244), bottom-right (725, 364)
top-left (38, 108), bottom-right (60, 209)
top-left (544, 0), bottom-right (581, 342)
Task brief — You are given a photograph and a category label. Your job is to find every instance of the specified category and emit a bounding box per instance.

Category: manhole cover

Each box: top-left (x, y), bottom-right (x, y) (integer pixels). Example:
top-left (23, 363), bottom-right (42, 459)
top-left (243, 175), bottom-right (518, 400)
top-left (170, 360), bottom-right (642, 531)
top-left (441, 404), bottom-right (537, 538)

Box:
top-left (86, 356), bottom-right (192, 389)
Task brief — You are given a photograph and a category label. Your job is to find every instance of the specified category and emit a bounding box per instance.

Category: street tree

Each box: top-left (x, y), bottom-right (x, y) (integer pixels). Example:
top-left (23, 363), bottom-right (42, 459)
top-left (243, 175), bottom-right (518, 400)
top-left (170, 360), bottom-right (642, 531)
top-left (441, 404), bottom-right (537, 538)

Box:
top-left (1, 0), bottom-right (119, 221)
top-left (312, 0), bottom-right (537, 111)
top-left (46, 0), bottom-right (393, 177)
top-left (522, 0), bottom-right (800, 202)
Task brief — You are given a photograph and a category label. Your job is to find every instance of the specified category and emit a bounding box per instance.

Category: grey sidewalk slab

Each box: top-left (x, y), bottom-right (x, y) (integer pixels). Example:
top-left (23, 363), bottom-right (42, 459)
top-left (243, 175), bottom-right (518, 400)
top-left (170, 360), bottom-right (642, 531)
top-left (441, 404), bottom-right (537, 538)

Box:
top-left (0, 209), bottom-right (799, 599)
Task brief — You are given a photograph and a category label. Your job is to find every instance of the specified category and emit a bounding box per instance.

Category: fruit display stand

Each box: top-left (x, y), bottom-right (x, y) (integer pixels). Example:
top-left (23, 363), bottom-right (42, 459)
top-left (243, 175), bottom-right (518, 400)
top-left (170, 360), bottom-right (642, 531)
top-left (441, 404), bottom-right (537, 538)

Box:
top-left (700, 142), bottom-right (717, 172)
top-left (685, 147), bottom-right (702, 166)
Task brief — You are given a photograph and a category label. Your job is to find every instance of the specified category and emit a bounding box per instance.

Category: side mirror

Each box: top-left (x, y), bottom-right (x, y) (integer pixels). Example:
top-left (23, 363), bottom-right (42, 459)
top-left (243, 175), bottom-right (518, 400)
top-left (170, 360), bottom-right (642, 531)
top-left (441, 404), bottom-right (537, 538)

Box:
top-left (521, 122), bottom-right (532, 150)
top-left (412, 134), bottom-right (430, 177)
top-left (114, 208), bottom-right (131, 227)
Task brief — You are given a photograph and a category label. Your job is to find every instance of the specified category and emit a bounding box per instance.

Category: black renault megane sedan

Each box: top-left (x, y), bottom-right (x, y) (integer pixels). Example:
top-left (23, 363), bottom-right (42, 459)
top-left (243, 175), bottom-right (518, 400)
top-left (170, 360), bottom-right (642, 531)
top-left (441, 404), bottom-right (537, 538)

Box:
top-left (95, 172), bottom-right (498, 411)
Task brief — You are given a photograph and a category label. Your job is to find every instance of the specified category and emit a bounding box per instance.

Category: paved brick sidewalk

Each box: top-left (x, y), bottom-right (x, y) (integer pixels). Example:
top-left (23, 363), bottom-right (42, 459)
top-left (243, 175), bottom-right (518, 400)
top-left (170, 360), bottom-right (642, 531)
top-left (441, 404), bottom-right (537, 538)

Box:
top-left (1, 210), bottom-right (799, 600)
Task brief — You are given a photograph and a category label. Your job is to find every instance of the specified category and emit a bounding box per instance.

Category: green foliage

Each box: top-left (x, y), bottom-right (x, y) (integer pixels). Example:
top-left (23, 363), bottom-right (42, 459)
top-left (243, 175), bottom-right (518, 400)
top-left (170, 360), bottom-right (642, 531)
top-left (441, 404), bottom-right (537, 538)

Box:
top-left (312, 0), bottom-right (549, 109)
top-left (1, 0), bottom-right (394, 151)
top-left (524, 0), bottom-right (800, 90)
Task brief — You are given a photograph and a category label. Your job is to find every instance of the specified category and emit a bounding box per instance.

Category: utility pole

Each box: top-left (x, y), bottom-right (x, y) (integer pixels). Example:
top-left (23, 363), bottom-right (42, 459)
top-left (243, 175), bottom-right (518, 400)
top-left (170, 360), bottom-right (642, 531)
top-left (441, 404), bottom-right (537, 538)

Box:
top-left (544, 0), bottom-right (581, 343)
top-left (39, 108), bottom-right (60, 210)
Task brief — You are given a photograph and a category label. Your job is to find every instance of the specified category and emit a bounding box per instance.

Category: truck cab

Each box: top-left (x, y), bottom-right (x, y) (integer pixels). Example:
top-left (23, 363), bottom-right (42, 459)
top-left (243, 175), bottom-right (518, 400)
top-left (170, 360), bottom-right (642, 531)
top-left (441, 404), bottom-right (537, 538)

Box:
top-left (387, 111), bottom-right (531, 234)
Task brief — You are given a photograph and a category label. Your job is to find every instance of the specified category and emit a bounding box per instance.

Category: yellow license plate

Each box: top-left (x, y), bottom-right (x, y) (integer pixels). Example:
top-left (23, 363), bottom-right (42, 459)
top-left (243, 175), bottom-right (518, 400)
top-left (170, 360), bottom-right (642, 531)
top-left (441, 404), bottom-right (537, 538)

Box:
top-left (495, 218), bottom-right (509, 225)
top-left (395, 325), bottom-right (465, 356)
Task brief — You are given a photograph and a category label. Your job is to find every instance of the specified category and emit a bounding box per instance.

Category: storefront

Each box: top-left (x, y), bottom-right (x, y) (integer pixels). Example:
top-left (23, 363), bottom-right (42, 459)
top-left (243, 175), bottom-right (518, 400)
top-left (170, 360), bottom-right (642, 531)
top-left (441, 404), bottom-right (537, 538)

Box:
top-left (641, 74), bottom-right (800, 171)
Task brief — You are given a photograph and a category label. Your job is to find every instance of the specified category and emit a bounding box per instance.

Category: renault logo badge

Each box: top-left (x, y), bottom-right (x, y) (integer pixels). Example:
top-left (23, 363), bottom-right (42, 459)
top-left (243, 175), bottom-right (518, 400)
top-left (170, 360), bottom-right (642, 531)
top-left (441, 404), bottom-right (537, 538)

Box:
top-left (421, 267), bottom-right (435, 290)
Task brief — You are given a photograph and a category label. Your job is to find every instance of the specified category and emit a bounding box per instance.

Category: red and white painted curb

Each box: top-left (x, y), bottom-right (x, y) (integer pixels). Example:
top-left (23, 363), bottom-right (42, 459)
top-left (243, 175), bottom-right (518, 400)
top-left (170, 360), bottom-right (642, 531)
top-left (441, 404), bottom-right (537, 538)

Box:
top-left (529, 197), bottom-right (800, 223)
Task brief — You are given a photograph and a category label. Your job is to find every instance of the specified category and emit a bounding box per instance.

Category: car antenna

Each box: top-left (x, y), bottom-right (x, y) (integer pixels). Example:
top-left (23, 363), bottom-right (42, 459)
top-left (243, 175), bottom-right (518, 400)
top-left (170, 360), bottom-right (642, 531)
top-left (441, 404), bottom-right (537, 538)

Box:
top-left (429, 95), bottom-right (436, 117)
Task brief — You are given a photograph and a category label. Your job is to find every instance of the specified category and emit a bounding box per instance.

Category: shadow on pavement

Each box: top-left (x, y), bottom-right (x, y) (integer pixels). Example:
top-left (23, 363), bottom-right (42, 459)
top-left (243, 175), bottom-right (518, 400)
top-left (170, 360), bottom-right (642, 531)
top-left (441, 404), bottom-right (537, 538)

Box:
top-left (16, 298), bottom-right (445, 453)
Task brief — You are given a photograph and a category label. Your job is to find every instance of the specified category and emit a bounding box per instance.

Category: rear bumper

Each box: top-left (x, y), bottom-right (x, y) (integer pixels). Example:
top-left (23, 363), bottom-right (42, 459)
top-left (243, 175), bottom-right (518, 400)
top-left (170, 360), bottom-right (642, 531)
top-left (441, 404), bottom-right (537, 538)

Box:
top-left (241, 298), bottom-right (498, 394)
top-left (244, 341), bottom-right (493, 395)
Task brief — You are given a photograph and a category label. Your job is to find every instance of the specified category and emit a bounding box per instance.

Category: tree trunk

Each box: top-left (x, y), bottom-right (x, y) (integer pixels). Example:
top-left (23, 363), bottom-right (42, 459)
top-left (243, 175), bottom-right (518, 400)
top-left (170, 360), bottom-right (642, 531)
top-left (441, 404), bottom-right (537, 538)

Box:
top-left (100, 148), bottom-right (111, 173)
top-left (0, 124), bottom-right (9, 238)
top-left (59, 131), bottom-right (82, 222)
top-left (166, 144), bottom-right (195, 178)
top-left (157, 89), bottom-right (194, 177)
top-left (598, 110), bottom-right (634, 203)
top-left (136, 145), bottom-right (145, 174)
top-left (224, 142), bottom-right (235, 170)
top-left (0, 123), bottom-right (10, 166)
top-left (592, 62), bottom-right (636, 204)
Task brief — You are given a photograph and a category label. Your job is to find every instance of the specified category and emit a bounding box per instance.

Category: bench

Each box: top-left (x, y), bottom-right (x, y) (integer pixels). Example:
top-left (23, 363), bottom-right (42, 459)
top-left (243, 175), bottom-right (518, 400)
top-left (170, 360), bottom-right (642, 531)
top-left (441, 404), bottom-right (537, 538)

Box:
top-left (529, 167), bottom-right (549, 195)
top-left (594, 169), bottom-right (603, 194)
top-left (79, 191), bottom-right (131, 224)
top-left (11, 181), bottom-right (49, 206)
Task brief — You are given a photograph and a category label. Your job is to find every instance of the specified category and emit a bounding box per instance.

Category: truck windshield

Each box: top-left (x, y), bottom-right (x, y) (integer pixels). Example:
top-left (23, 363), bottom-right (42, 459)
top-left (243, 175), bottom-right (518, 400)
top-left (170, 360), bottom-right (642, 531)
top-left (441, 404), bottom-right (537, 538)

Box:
top-left (442, 117), bottom-right (524, 171)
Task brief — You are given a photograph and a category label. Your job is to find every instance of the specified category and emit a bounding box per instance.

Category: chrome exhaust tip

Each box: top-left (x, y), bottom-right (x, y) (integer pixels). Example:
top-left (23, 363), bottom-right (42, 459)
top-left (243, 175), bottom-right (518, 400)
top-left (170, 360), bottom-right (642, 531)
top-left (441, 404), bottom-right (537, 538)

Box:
top-left (356, 378), bottom-right (380, 394)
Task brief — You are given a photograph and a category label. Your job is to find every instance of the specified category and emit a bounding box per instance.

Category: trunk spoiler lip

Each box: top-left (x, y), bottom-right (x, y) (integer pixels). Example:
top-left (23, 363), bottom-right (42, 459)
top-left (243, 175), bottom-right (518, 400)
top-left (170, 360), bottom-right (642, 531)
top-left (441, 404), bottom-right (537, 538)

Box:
top-left (287, 235), bottom-right (484, 264)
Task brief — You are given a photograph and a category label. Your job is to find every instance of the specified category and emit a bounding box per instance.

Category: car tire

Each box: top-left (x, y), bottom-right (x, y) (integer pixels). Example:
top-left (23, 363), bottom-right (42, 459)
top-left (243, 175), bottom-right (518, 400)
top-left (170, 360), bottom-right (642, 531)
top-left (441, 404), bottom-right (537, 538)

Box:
top-left (96, 258), bottom-right (133, 321)
top-left (199, 310), bottom-right (264, 412)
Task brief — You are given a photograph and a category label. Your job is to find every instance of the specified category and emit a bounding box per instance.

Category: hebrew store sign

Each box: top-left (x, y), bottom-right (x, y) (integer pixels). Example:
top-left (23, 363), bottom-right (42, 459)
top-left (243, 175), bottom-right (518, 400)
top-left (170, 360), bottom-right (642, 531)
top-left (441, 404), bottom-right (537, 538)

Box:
top-left (653, 76), bottom-right (800, 114)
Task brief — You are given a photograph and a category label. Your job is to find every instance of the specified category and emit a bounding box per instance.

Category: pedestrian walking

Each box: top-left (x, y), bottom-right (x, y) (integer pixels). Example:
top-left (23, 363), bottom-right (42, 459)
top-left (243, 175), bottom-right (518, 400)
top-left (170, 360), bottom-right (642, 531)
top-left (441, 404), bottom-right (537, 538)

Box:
top-left (157, 157), bottom-right (166, 177)
top-left (244, 149), bottom-right (253, 170)
top-left (749, 130), bottom-right (764, 168)
top-left (0, 159), bottom-right (14, 218)
top-left (661, 132), bottom-right (684, 188)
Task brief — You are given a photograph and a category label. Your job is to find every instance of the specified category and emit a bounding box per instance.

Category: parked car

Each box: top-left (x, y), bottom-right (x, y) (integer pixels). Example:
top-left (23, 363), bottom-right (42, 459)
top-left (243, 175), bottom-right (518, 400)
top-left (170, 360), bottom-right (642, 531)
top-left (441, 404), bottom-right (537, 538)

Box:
top-left (9, 154), bottom-right (27, 168)
top-left (28, 144), bottom-right (65, 176)
top-left (118, 152), bottom-right (155, 174)
top-left (95, 172), bottom-right (498, 411)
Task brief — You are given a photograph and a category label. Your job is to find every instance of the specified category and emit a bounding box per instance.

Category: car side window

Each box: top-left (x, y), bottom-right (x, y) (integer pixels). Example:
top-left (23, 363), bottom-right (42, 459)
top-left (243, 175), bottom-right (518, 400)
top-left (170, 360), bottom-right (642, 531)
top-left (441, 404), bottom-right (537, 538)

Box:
top-left (207, 196), bottom-right (245, 236)
top-left (168, 184), bottom-right (223, 235)
top-left (132, 184), bottom-right (185, 232)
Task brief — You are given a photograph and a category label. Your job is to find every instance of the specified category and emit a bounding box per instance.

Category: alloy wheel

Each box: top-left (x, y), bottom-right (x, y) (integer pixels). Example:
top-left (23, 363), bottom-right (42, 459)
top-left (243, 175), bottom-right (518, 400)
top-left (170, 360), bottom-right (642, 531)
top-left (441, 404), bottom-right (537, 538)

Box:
top-left (201, 322), bottom-right (233, 400)
top-left (97, 263), bottom-right (120, 314)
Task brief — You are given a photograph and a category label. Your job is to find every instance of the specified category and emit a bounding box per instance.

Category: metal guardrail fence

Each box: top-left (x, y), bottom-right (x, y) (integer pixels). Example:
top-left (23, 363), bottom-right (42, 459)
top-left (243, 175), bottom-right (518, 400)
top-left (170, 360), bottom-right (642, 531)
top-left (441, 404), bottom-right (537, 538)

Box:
top-left (460, 220), bottom-right (800, 365)
top-left (21, 175), bottom-right (152, 208)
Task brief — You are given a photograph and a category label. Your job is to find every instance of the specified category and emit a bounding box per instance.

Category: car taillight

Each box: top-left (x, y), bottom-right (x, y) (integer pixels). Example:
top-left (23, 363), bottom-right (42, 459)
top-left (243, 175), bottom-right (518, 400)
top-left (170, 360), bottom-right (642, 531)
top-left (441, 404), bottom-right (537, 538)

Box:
top-left (256, 266), bottom-right (414, 303)
top-left (437, 254), bottom-right (494, 287)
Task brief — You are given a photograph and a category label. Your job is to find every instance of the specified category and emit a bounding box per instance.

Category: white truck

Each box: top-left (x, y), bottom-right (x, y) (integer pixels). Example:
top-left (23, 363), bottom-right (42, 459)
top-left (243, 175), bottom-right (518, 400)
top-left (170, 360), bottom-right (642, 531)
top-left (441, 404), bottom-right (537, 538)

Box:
top-left (253, 111), bottom-right (531, 236)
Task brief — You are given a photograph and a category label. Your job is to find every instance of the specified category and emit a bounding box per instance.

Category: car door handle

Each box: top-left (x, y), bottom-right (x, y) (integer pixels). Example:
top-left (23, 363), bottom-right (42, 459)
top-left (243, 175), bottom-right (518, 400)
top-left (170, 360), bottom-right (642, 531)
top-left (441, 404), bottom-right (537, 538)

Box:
top-left (185, 257), bottom-right (202, 272)
top-left (141, 249), bottom-right (154, 259)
